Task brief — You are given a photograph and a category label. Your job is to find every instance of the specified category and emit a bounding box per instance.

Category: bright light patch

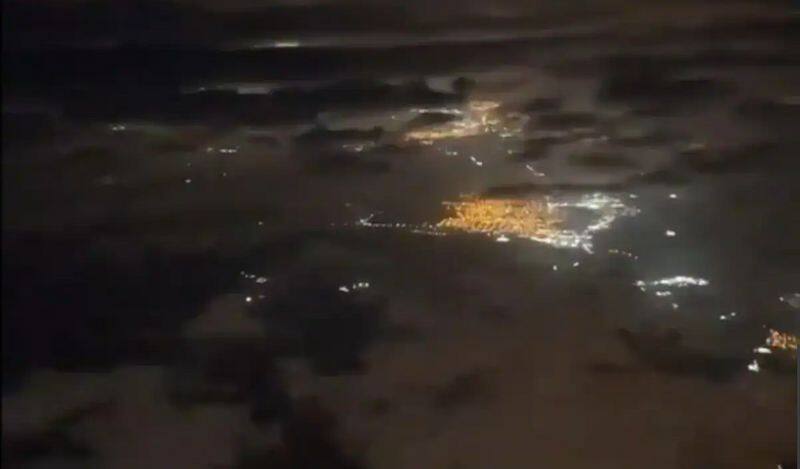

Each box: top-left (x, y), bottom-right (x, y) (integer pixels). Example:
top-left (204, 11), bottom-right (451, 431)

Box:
top-left (404, 100), bottom-right (524, 143)
top-left (357, 193), bottom-right (637, 253)
top-left (766, 329), bottom-right (797, 353)
top-left (636, 276), bottom-right (709, 288)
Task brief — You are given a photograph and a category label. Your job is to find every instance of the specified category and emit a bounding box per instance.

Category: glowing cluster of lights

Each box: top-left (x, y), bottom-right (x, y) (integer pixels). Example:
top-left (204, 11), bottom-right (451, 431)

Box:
top-left (205, 146), bottom-right (239, 154)
top-left (354, 193), bottom-right (636, 253)
top-left (547, 193), bottom-right (640, 237)
top-left (635, 276), bottom-right (709, 310)
top-left (409, 107), bottom-right (462, 115)
top-left (749, 328), bottom-right (797, 373)
top-left (404, 100), bottom-right (525, 144)
top-left (608, 248), bottom-right (638, 260)
top-left (765, 329), bottom-right (797, 353)
top-left (635, 276), bottom-right (710, 289)
top-left (469, 156), bottom-right (484, 167)
top-left (435, 193), bottom-right (637, 252)
top-left (240, 271), bottom-right (268, 283)
top-left (437, 197), bottom-right (560, 238)
top-left (339, 281), bottom-right (371, 293)
top-left (110, 124), bottom-right (127, 132)
top-left (240, 271), bottom-right (269, 303)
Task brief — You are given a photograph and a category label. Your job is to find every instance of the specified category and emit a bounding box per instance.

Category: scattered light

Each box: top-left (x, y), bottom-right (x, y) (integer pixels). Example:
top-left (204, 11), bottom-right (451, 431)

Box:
top-left (184, 178), bottom-right (192, 184)
top-left (747, 359), bottom-right (760, 373)
top-left (256, 277), bottom-right (268, 284)
top-left (754, 347), bottom-right (772, 354)
top-left (496, 235), bottom-right (510, 243)
top-left (357, 213), bottom-right (377, 227)
top-left (274, 40), bottom-right (300, 48)
top-left (404, 100), bottom-right (523, 143)
top-left (779, 293), bottom-right (800, 309)
top-left (766, 329), bottom-right (797, 353)
top-left (669, 193), bottom-right (678, 199)
top-left (411, 107), bottom-right (463, 116)
top-left (637, 276), bottom-right (709, 304)
top-left (608, 248), bottom-right (637, 259)
top-left (637, 276), bottom-right (709, 288)
top-left (525, 164), bottom-right (545, 176)
top-left (343, 142), bottom-right (372, 153)
top-left (339, 281), bottom-right (371, 293)
top-left (665, 230), bottom-right (676, 237)
top-left (245, 296), bottom-right (253, 303)
top-left (358, 193), bottom-right (637, 253)
top-left (719, 315), bottom-right (728, 320)
top-left (110, 124), bottom-right (126, 132)
top-left (628, 194), bottom-right (638, 199)
top-left (684, 141), bottom-right (707, 152)
top-left (236, 85), bottom-right (272, 95)
top-left (572, 261), bottom-right (580, 267)
top-left (552, 265), bottom-right (558, 271)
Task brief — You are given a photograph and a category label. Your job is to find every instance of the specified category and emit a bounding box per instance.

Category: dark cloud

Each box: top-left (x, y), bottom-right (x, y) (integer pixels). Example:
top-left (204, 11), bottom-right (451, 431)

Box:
top-left (431, 369), bottom-right (494, 411)
top-left (615, 328), bottom-right (746, 383)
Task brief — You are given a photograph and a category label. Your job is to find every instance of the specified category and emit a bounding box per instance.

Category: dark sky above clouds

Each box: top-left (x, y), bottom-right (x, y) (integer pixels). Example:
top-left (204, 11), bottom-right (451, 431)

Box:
top-left (3, 0), bottom-right (794, 50)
